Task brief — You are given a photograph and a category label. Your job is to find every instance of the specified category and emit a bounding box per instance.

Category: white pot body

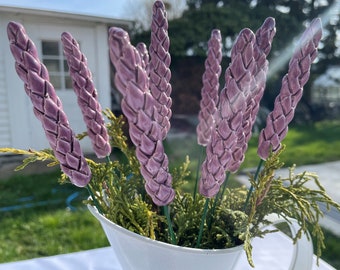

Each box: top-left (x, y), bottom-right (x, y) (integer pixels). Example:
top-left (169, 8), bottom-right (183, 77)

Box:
top-left (88, 205), bottom-right (243, 270)
top-left (88, 205), bottom-right (313, 270)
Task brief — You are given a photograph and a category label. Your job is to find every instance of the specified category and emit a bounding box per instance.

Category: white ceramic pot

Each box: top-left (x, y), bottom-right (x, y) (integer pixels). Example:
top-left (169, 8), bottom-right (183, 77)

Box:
top-left (88, 205), bottom-right (313, 270)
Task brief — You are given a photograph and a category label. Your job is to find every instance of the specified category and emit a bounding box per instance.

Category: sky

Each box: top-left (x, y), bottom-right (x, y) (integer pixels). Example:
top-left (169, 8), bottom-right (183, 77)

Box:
top-left (0, 0), bottom-right (135, 20)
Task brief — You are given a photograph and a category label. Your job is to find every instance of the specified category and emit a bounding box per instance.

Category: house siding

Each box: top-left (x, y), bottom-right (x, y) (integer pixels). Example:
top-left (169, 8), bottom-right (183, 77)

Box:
top-left (0, 48), bottom-right (11, 148)
top-left (0, 7), bottom-right (132, 153)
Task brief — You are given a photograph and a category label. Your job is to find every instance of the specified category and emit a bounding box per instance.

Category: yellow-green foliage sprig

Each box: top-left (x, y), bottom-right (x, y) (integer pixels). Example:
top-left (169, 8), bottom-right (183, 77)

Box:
top-left (0, 148), bottom-right (58, 170)
top-left (2, 111), bottom-right (339, 267)
top-left (243, 146), bottom-right (340, 265)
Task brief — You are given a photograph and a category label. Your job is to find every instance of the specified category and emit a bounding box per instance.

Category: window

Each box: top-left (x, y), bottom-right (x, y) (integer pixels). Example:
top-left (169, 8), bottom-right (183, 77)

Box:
top-left (41, 40), bottom-right (72, 90)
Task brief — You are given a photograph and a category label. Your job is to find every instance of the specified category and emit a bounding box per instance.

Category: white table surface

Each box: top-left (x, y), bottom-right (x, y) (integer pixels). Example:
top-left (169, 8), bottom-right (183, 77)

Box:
top-left (0, 231), bottom-right (335, 270)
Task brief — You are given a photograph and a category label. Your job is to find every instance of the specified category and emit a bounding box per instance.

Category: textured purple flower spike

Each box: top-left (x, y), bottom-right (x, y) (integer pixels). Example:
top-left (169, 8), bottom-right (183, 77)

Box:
top-left (258, 18), bottom-right (322, 160)
top-left (149, 0), bottom-right (172, 139)
top-left (227, 17), bottom-right (276, 172)
top-left (199, 28), bottom-right (256, 197)
top-left (61, 32), bottom-right (111, 158)
top-left (109, 27), bottom-right (175, 206)
top-left (136, 42), bottom-right (150, 74)
top-left (196, 29), bottom-right (222, 146)
top-left (245, 17), bottom-right (276, 139)
top-left (7, 24), bottom-right (62, 113)
top-left (7, 21), bottom-right (91, 187)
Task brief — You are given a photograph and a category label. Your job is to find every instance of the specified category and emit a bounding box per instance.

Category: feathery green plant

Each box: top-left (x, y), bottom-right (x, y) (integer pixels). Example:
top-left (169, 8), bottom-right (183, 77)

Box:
top-left (3, 8), bottom-right (340, 268)
top-left (4, 113), bottom-right (339, 267)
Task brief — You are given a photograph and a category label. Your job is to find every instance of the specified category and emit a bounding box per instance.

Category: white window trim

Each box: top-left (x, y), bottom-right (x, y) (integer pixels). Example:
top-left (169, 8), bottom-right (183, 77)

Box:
top-left (41, 40), bottom-right (71, 91)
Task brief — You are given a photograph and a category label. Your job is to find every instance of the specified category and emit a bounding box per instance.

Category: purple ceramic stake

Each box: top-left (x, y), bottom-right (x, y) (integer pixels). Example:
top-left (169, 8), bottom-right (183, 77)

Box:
top-left (227, 17), bottom-right (276, 172)
top-left (7, 21), bottom-right (91, 187)
top-left (149, 0), bottom-right (172, 139)
top-left (246, 17), bottom-right (276, 140)
top-left (258, 18), bottom-right (322, 160)
top-left (109, 27), bottom-right (175, 206)
top-left (61, 32), bottom-right (111, 158)
top-left (136, 42), bottom-right (150, 74)
top-left (199, 28), bottom-right (256, 197)
top-left (196, 29), bottom-right (222, 146)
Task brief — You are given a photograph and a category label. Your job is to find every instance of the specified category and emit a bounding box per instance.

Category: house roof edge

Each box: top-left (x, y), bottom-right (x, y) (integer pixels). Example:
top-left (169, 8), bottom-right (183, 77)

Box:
top-left (0, 5), bottom-right (134, 27)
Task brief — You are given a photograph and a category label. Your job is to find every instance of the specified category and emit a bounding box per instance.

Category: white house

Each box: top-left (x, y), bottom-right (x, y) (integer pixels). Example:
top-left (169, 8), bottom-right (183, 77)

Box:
top-left (0, 6), bottom-right (132, 153)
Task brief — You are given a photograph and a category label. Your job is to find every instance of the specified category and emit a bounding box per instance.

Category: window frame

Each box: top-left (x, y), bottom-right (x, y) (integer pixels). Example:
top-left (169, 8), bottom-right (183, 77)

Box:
top-left (41, 40), bottom-right (72, 91)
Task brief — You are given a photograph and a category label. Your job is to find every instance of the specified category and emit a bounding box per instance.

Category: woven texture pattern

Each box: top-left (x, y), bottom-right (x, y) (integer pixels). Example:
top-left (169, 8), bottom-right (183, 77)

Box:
top-left (61, 32), bottom-right (111, 158)
top-left (227, 17), bottom-right (276, 172)
top-left (199, 28), bottom-right (256, 197)
top-left (109, 27), bottom-right (175, 206)
top-left (196, 29), bottom-right (222, 146)
top-left (258, 18), bottom-right (322, 160)
top-left (136, 42), bottom-right (150, 73)
top-left (7, 21), bottom-right (91, 187)
top-left (149, 0), bottom-right (172, 139)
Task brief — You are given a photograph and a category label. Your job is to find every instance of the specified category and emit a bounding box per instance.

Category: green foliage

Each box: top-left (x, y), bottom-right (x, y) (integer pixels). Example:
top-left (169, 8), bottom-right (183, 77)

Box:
top-left (171, 155), bottom-right (191, 189)
top-left (261, 167), bottom-right (340, 259)
top-left (0, 171), bottom-right (108, 263)
top-left (0, 148), bottom-right (58, 170)
top-left (244, 120), bottom-right (340, 169)
top-left (79, 115), bottom-right (340, 264)
top-left (242, 146), bottom-right (340, 266)
top-left (132, 0), bottom-right (340, 120)
top-left (87, 159), bottom-right (162, 239)
top-left (0, 209), bottom-right (108, 263)
top-left (320, 229), bottom-right (340, 269)
top-left (169, 190), bottom-right (248, 248)
top-left (1, 112), bottom-right (340, 267)
top-left (134, 0), bottom-right (339, 62)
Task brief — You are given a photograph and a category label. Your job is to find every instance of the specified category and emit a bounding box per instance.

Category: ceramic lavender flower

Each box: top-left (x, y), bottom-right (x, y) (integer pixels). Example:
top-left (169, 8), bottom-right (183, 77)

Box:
top-left (136, 42), bottom-right (150, 74)
top-left (109, 27), bottom-right (175, 206)
top-left (7, 21), bottom-right (91, 187)
top-left (3, 5), bottom-right (336, 266)
top-left (149, 0), bottom-right (172, 139)
top-left (258, 18), bottom-right (322, 160)
top-left (196, 29), bottom-right (222, 146)
top-left (61, 32), bottom-right (111, 158)
top-left (109, 28), bottom-right (158, 143)
top-left (199, 28), bottom-right (257, 197)
top-left (226, 17), bottom-right (276, 172)
top-left (6, 23), bottom-right (62, 113)
top-left (246, 17), bottom-right (276, 139)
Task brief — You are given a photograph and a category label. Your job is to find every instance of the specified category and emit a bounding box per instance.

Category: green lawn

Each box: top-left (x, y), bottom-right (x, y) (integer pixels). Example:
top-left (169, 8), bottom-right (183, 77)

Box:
top-left (1, 120), bottom-right (340, 268)
top-left (167, 120), bottom-right (340, 171)
top-left (0, 171), bottom-right (108, 263)
top-left (243, 120), bottom-right (340, 168)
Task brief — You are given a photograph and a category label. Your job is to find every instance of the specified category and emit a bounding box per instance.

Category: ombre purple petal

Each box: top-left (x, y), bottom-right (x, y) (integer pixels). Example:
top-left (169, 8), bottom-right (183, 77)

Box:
top-left (258, 18), bottom-right (322, 160)
top-left (109, 25), bottom-right (175, 206)
top-left (196, 29), bottom-right (222, 146)
top-left (136, 42), bottom-right (150, 74)
top-left (199, 28), bottom-right (257, 197)
top-left (61, 32), bottom-right (111, 158)
top-left (228, 17), bottom-right (276, 172)
top-left (7, 21), bottom-right (91, 187)
top-left (149, 0), bottom-right (172, 139)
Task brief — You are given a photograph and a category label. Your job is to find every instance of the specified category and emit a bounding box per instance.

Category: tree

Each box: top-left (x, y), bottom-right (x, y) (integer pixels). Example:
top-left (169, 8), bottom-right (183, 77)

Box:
top-left (130, 0), bottom-right (340, 119)
top-left (125, 0), bottom-right (187, 31)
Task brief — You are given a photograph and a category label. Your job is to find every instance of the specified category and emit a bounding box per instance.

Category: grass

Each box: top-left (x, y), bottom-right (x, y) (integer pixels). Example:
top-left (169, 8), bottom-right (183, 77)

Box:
top-left (166, 120), bottom-right (340, 173)
top-left (0, 209), bottom-right (108, 261)
top-left (0, 170), bottom-right (108, 263)
top-left (319, 229), bottom-right (340, 269)
top-left (0, 120), bottom-right (340, 267)
top-left (243, 120), bottom-right (340, 169)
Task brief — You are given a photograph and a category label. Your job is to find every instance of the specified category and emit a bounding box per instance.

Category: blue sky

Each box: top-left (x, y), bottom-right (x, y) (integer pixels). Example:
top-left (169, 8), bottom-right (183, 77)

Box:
top-left (0, 0), bottom-right (135, 20)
